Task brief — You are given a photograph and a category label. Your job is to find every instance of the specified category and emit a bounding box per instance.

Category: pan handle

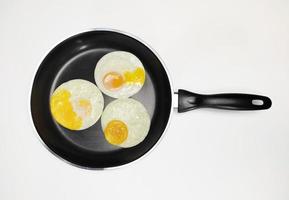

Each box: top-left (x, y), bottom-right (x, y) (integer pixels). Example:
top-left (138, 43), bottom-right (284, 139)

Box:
top-left (177, 89), bottom-right (272, 113)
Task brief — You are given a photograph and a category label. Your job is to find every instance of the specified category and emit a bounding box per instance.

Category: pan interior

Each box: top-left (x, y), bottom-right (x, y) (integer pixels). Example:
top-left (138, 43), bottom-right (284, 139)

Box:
top-left (31, 30), bottom-right (172, 168)
top-left (52, 48), bottom-right (156, 152)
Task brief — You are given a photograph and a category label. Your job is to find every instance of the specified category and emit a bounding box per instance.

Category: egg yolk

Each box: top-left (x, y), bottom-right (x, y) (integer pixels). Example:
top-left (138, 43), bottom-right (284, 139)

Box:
top-left (124, 67), bottom-right (145, 85)
top-left (50, 89), bottom-right (82, 130)
top-left (104, 120), bottom-right (128, 145)
top-left (103, 72), bottom-right (124, 90)
top-left (77, 99), bottom-right (92, 117)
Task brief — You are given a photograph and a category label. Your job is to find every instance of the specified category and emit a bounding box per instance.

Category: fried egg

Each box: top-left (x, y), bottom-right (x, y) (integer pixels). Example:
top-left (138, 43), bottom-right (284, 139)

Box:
top-left (101, 98), bottom-right (151, 148)
top-left (50, 79), bottom-right (104, 130)
top-left (94, 51), bottom-right (146, 98)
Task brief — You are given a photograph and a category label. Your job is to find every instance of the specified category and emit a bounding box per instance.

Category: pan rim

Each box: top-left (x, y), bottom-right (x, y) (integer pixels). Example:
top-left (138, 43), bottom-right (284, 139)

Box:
top-left (29, 28), bottom-right (175, 170)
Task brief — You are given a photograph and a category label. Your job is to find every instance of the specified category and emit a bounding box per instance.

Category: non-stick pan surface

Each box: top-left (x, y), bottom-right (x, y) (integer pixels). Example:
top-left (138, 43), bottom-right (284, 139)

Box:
top-left (31, 30), bottom-right (172, 169)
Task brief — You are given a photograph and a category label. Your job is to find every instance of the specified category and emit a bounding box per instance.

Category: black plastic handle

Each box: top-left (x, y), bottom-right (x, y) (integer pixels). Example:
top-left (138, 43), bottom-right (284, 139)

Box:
top-left (178, 89), bottom-right (272, 113)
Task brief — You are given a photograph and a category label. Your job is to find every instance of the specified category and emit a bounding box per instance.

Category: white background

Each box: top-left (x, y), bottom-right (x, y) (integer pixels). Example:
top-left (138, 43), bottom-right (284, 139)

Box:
top-left (1, 0), bottom-right (289, 199)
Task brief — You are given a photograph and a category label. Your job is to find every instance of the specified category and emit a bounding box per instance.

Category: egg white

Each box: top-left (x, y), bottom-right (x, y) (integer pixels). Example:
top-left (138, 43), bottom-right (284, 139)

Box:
top-left (51, 79), bottom-right (104, 130)
top-left (101, 98), bottom-right (151, 148)
top-left (94, 51), bottom-right (145, 98)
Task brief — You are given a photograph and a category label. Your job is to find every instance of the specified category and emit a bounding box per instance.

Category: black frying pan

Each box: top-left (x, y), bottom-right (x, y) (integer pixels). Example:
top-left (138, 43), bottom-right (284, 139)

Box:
top-left (30, 29), bottom-right (272, 169)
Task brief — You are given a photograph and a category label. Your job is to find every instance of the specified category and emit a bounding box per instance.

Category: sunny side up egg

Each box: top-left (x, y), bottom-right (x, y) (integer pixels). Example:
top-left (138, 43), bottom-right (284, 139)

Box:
top-left (101, 98), bottom-right (151, 148)
top-left (50, 79), bottom-right (104, 130)
top-left (94, 51), bottom-right (146, 98)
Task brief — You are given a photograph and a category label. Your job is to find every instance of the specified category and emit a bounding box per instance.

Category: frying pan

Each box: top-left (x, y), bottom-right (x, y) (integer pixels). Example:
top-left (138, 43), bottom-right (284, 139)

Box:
top-left (30, 29), bottom-right (272, 169)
